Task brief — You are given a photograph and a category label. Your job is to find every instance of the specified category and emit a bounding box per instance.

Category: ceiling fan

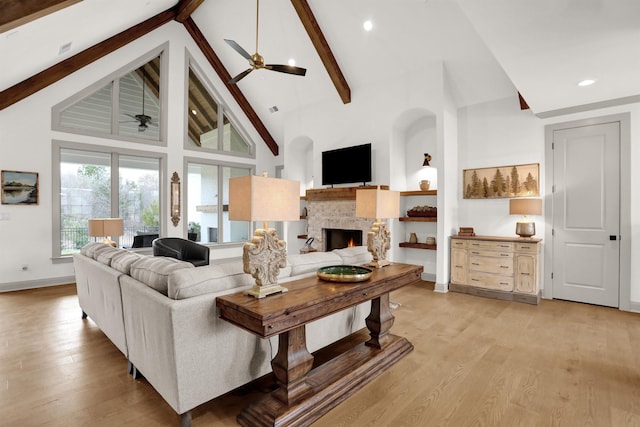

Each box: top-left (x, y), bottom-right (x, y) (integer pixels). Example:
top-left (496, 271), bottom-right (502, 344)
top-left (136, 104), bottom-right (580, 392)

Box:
top-left (123, 72), bottom-right (156, 132)
top-left (225, 0), bottom-right (307, 84)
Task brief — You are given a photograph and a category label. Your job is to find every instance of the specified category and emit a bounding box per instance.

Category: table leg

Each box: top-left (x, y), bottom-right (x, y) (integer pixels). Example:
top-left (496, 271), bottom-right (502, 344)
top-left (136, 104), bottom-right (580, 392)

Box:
top-left (365, 293), bottom-right (395, 349)
top-left (271, 325), bottom-right (314, 406)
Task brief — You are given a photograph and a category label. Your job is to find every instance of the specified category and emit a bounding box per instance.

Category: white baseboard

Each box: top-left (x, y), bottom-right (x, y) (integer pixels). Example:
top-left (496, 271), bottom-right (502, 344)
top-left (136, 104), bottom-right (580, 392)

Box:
top-left (0, 276), bottom-right (75, 293)
top-left (434, 281), bottom-right (449, 293)
top-left (421, 272), bottom-right (436, 282)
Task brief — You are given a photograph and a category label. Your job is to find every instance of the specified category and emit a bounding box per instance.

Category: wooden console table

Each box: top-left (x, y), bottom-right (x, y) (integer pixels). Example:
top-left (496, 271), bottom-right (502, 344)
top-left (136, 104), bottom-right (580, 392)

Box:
top-left (216, 263), bottom-right (423, 427)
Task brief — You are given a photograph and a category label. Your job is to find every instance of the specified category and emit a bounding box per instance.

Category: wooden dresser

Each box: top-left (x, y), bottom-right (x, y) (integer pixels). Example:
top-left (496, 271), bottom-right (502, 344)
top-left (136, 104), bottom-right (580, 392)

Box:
top-left (449, 235), bottom-right (542, 304)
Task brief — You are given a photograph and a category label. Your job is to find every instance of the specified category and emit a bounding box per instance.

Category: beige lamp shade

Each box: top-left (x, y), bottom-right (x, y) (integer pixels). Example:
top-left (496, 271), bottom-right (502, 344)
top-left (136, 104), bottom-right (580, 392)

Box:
top-left (88, 218), bottom-right (124, 237)
top-left (356, 187), bottom-right (400, 219)
top-left (228, 175), bottom-right (300, 223)
top-left (509, 198), bottom-right (542, 216)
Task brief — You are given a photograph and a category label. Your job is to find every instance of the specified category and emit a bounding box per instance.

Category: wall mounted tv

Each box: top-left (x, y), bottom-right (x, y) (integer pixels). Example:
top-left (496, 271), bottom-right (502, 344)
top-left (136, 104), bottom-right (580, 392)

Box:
top-left (322, 143), bottom-right (372, 186)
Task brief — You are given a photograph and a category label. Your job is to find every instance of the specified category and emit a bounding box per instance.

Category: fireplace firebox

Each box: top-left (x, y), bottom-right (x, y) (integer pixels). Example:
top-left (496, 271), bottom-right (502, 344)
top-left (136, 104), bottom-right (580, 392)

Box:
top-left (325, 229), bottom-right (363, 252)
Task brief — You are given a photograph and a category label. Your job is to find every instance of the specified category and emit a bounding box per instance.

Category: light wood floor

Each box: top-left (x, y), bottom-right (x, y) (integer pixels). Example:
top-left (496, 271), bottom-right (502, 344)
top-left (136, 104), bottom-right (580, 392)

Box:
top-left (2, 283), bottom-right (640, 427)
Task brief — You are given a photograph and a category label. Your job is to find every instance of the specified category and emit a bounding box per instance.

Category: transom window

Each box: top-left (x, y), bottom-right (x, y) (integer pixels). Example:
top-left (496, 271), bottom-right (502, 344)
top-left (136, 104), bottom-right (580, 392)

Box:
top-left (54, 50), bottom-right (164, 144)
top-left (186, 62), bottom-right (253, 156)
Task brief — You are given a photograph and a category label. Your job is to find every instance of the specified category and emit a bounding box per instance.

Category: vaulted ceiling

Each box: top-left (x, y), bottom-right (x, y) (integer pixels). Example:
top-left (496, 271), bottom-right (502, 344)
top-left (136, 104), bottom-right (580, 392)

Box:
top-left (2, 0), bottom-right (640, 153)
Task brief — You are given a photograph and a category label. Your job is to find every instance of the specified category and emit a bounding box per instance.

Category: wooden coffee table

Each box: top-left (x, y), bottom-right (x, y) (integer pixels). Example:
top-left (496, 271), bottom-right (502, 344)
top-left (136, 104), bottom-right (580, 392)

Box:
top-left (216, 262), bottom-right (423, 427)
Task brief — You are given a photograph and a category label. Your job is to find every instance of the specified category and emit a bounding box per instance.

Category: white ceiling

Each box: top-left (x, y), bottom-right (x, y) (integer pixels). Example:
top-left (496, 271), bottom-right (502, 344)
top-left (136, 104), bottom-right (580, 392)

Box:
top-left (2, 0), bottom-right (639, 130)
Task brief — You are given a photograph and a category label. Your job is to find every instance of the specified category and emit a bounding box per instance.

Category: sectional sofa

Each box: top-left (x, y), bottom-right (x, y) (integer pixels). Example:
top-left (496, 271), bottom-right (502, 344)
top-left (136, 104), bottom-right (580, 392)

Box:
top-left (73, 242), bottom-right (373, 426)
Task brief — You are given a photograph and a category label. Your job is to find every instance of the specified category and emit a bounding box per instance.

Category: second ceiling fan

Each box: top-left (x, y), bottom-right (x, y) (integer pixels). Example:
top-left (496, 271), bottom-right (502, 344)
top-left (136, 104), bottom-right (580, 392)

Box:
top-left (225, 0), bottom-right (307, 84)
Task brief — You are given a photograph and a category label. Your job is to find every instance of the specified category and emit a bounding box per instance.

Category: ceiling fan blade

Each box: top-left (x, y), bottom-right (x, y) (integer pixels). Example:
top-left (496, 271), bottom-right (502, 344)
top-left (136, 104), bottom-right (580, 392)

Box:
top-left (265, 64), bottom-right (307, 76)
top-left (224, 39), bottom-right (253, 63)
top-left (229, 68), bottom-right (254, 84)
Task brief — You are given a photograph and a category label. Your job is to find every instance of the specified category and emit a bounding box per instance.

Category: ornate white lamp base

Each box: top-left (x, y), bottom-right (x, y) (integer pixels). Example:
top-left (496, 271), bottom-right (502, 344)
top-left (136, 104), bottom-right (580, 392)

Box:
top-left (243, 228), bottom-right (289, 298)
top-left (364, 219), bottom-right (392, 268)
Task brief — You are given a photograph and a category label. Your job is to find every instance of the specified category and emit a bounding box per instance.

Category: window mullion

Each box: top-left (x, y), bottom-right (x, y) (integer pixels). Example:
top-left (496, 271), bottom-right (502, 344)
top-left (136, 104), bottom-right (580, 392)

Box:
top-left (111, 153), bottom-right (119, 219)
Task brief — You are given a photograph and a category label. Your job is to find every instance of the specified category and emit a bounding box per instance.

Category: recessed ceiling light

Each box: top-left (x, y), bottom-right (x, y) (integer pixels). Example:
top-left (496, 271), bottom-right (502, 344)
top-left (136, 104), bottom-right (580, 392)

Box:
top-left (578, 79), bottom-right (596, 87)
top-left (269, 106), bottom-right (279, 113)
top-left (288, 58), bottom-right (296, 66)
top-left (363, 20), bottom-right (373, 31)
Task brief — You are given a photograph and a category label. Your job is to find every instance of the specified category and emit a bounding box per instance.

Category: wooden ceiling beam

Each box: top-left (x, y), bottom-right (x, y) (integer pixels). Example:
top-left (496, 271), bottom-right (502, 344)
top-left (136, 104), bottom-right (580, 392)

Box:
top-left (182, 17), bottom-right (280, 156)
top-left (175, 0), bottom-right (205, 24)
top-left (0, 0), bottom-right (82, 34)
top-left (0, 9), bottom-right (176, 110)
top-left (290, 0), bottom-right (351, 104)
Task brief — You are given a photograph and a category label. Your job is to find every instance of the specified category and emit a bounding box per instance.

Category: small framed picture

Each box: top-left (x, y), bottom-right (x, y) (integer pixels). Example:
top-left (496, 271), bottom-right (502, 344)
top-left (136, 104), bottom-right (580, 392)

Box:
top-left (1, 170), bottom-right (39, 205)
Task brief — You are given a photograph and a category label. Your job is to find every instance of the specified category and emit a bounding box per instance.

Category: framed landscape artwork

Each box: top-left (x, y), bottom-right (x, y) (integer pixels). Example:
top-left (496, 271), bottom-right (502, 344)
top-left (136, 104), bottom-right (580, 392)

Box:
top-left (1, 170), bottom-right (39, 205)
top-left (463, 163), bottom-right (539, 199)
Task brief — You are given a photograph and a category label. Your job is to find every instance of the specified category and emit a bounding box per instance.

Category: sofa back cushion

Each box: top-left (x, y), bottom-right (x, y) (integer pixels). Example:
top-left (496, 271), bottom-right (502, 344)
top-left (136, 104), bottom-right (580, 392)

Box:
top-left (80, 242), bottom-right (112, 259)
top-left (168, 261), bottom-right (255, 300)
top-left (332, 246), bottom-right (372, 266)
top-left (111, 251), bottom-right (142, 274)
top-left (287, 251), bottom-right (342, 276)
top-left (130, 257), bottom-right (194, 295)
top-left (95, 246), bottom-right (122, 266)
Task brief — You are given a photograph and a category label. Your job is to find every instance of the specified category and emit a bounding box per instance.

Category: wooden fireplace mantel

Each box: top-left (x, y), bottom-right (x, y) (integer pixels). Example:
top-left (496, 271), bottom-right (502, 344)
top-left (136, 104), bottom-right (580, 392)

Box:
top-left (305, 185), bottom-right (389, 202)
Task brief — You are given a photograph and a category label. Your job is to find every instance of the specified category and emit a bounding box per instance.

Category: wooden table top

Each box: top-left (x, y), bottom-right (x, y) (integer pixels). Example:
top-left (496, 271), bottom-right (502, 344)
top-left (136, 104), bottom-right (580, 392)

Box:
top-left (216, 263), bottom-right (423, 338)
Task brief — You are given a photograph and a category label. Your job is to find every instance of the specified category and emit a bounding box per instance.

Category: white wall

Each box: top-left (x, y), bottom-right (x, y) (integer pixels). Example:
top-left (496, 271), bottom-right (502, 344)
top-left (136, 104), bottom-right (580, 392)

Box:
top-left (0, 22), bottom-right (277, 291)
top-left (457, 94), bottom-right (640, 310)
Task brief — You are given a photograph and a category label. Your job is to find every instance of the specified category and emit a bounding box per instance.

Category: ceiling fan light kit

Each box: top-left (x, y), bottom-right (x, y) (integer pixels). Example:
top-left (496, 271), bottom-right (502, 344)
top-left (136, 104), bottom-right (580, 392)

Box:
top-left (225, 0), bottom-right (307, 84)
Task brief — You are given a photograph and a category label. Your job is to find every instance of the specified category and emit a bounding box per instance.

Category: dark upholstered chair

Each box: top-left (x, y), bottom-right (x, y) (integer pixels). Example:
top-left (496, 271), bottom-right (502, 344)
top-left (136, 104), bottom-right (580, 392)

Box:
top-left (132, 234), bottom-right (159, 248)
top-left (152, 237), bottom-right (210, 267)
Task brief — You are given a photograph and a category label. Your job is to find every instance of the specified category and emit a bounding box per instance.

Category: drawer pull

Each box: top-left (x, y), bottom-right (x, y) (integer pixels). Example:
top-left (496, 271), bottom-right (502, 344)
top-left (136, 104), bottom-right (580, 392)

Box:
top-left (471, 278), bottom-right (479, 282)
top-left (500, 282), bottom-right (509, 285)
top-left (498, 245), bottom-right (509, 248)
top-left (471, 262), bottom-right (480, 266)
top-left (471, 251), bottom-right (480, 254)
top-left (471, 243), bottom-right (480, 246)
top-left (455, 265), bottom-right (463, 268)
top-left (500, 254), bottom-right (510, 257)
top-left (500, 265), bottom-right (509, 269)
top-left (520, 272), bottom-right (530, 276)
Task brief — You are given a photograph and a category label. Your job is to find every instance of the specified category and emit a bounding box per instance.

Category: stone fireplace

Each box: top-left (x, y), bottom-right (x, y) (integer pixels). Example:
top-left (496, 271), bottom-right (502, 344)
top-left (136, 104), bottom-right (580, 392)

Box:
top-left (304, 187), bottom-right (381, 252)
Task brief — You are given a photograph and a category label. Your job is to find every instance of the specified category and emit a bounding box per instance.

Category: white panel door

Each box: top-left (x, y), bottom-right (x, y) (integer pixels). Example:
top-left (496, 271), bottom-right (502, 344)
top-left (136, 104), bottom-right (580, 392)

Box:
top-left (552, 122), bottom-right (620, 307)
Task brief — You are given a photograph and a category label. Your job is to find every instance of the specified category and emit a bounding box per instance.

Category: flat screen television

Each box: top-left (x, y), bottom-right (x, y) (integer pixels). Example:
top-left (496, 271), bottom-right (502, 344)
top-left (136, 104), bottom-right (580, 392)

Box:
top-left (322, 143), bottom-right (372, 186)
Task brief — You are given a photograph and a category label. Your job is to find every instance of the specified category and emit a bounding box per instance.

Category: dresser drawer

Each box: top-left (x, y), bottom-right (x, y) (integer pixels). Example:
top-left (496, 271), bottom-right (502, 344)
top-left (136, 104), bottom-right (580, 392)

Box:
top-left (467, 240), bottom-right (514, 252)
top-left (515, 242), bottom-right (539, 254)
top-left (469, 255), bottom-right (513, 275)
top-left (468, 249), bottom-right (513, 259)
top-left (451, 239), bottom-right (467, 249)
top-left (469, 272), bottom-right (514, 291)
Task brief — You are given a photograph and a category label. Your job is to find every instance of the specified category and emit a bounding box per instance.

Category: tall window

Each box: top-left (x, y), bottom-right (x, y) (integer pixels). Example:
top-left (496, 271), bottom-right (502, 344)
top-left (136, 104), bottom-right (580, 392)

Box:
top-left (186, 65), bottom-right (253, 156)
top-left (54, 52), bottom-right (164, 144)
top-left (186, 160), bottom-right (252, 244)
top-left (56, 145), bottom-right (162, 255)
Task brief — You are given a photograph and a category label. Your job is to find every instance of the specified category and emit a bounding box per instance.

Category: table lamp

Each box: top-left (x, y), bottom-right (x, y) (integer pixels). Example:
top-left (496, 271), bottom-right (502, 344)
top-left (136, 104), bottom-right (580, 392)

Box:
top-left (229, 173), bottom-right (300, 298)
top-left (356, 186), bottom-right (400, 268)
top-left (88, 218), bottom-right (124, 247)
top-left (509, 198), bottom-right (542, 238)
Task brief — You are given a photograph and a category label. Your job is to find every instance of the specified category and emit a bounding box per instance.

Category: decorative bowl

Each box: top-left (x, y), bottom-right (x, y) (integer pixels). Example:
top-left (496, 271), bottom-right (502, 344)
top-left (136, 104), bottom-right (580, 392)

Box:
top-left (317, 265), bottom-right (373, 283)
top-left (419, 180), bottom-right (430, 191)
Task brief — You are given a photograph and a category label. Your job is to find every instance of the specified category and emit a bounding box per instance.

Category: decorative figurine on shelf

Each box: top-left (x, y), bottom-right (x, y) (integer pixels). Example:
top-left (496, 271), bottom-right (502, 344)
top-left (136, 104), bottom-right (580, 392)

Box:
top-left (409, 232), bottom-right (418, 243)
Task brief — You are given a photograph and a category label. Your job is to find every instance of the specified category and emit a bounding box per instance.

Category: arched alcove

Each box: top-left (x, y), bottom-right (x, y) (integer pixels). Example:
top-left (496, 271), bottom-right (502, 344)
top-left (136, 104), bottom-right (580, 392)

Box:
top-left (286, 135), bottom-right (314, 194)
top-left (390, 108), bottom-right (437, 192)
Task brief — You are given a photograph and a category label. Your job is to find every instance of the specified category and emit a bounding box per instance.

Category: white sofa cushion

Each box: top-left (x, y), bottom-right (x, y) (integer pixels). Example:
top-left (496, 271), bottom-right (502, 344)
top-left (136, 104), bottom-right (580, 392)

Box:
top-left (111, 251), bottom-right (142, 274)
top-left (80, 242), bottom-right (111, 259)
top-left (168, 261), bottom-right (255, 300)
top-left (130, 257), bottom-right (194, 295)
top-left (287, 251), bottom-right (342, 276)
top-left (96, 246), bottom-right (122, 266)
top-left (332, 245), bottom-right (372, 266)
